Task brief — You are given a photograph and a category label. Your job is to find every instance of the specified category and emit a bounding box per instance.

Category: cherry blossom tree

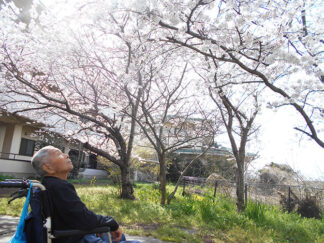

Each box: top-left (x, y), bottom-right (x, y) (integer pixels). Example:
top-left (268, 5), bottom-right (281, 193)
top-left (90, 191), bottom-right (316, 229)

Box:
top-left (189, 49), bottom-right (261, 211)
top-left (153, 0), bottom-right (323, 148)
top-left (0, 0), bottom-right (161, 199)
top-left (141, 0), bottom-right (323, 210)
top-left (115, 0), bottom-right (324, 210)
top-left (211, 75), bottom-right (260, 211)
top-left (126, 58), bottom-right (216, 205)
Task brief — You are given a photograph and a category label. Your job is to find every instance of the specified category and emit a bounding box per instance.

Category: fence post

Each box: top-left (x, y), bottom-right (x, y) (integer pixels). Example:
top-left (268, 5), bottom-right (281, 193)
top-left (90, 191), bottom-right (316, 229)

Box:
top-left (288, 186), bottom-right (291, 212)
top-left (244, 183), bottom-right (248, 206)
top-left (182, 178), bottom-right (186, 196)
top-left (213, 181), bottom-right (218, 202)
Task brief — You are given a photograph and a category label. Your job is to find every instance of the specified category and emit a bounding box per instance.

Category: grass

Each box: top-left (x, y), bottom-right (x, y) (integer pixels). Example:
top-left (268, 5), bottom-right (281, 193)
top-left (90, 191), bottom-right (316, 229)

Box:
top-left (0, 181), bottom-right (323, 242)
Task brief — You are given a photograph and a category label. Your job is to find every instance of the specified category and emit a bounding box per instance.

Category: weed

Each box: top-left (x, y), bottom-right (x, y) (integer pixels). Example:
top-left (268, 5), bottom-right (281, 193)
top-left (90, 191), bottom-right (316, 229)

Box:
top-left (90, 176), bottom-right (97, 185)
top-left (244, 201), bottom-right (267, 224)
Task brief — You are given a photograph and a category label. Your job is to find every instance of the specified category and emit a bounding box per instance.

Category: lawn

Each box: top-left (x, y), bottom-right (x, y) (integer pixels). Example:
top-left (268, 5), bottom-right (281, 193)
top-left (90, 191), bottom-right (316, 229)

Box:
top-left (1, 182), bottom-right (323, 242)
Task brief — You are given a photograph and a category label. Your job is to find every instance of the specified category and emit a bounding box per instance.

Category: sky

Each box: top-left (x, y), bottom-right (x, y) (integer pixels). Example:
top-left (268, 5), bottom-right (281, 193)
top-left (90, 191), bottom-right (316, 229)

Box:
top-left (217, 105), bottom-right (324, 181)
top-left (254, 107), bottom-right (324, 180)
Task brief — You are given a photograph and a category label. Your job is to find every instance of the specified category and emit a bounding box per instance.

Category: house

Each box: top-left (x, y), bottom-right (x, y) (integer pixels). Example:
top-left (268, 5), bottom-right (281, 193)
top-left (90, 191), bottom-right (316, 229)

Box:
top-left (168, 144), bottom-right (256, 181)
top-left (163, 115), bottom-right (214, 147)
top-left (0, 110), bottom-right (108, 179)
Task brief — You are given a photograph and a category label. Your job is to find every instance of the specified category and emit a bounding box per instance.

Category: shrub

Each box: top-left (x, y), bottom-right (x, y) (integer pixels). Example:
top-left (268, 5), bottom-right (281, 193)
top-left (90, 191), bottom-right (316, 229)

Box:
top-left (297, 197), bottom-right (322, 219)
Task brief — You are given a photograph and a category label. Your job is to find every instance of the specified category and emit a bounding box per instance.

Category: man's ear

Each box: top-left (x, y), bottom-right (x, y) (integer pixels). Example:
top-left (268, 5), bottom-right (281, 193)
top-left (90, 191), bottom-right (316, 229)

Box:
top-left (42, 163), bottom-right (54, 175)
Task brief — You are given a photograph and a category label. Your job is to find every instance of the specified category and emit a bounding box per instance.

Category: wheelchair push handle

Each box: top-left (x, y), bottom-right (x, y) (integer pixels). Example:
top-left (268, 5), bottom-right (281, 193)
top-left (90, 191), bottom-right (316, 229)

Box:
top-left (0, 179), bottom-right (46, 204)
top-left (0, 179), bottom-right (46, 190)
top-left (0, 180), bottom-right (29, 188)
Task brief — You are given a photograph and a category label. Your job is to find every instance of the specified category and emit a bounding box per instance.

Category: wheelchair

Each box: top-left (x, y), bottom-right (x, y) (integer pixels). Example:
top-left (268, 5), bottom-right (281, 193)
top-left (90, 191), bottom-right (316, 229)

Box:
top-left (0, 179), bottom-right (112, 243)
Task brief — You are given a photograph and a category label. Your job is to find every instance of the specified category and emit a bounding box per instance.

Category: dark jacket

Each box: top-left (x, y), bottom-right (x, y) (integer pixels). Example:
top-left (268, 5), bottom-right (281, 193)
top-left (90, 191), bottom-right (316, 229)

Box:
top-left (42, 176), bottom-right (118, 243)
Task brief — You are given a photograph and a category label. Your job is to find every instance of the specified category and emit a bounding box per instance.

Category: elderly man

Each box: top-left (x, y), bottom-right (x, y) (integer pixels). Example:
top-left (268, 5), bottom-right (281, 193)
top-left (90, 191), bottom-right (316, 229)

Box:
top-left (31, 146), bottom-right (140, 243)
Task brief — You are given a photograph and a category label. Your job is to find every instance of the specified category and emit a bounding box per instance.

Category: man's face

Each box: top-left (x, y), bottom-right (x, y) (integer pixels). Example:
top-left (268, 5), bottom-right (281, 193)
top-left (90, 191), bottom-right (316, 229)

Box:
top-left (48, 148), bottom-right (73, 174)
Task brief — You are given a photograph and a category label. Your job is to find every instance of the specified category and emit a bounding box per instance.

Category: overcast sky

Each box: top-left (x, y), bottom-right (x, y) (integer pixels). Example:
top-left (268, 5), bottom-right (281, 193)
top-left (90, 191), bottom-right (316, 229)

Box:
top-left (217, 105), bottom-right (324, 181)
top-left (255, 107), bottom-right (323, 180)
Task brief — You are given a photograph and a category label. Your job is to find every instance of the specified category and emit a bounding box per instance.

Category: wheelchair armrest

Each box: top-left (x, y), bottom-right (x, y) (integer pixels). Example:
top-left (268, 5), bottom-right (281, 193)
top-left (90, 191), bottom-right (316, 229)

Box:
top-left (52, 226), bottom-right (110, 238)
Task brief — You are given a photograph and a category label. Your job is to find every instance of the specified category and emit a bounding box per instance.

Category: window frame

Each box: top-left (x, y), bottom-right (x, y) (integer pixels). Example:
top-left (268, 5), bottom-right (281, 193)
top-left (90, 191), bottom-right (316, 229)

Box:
top-left (19, 138), bottom-right (36, 156)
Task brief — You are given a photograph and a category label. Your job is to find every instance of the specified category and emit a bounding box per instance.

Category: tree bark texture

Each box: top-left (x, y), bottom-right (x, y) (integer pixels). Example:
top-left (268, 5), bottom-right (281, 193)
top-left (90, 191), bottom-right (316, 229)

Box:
top-left (236, 158), bottom-right (245, 212)
top-left (120, 165), bottom-right (135, 200)
top-left (159, 153), bottom-right (167, 205)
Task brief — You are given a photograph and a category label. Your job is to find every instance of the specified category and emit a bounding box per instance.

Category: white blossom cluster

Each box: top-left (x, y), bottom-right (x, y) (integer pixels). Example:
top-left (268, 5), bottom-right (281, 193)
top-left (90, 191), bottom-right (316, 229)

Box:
top-left (0, 0), bottom-right (323, 151)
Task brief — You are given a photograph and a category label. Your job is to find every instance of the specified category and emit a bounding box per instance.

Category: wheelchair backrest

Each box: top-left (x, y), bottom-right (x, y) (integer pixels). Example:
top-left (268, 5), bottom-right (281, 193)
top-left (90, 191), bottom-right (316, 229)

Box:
top-left (25, 187), bottom-right (51, 243)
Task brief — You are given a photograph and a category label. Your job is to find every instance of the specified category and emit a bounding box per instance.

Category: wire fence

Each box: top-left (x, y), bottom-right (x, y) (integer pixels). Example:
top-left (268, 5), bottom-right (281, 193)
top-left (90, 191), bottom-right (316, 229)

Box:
top-left (181, 176), bottom-right (324, 210)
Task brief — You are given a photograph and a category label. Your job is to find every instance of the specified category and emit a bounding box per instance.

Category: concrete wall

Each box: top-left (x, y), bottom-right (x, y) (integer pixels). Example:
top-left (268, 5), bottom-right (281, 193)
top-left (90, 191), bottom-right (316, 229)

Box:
top-left (0, 158), bottom-right (35, 177)
top-left (11, 155), bottom-right (33, 161)
top-left (78, 168), bottom-right (108, 179)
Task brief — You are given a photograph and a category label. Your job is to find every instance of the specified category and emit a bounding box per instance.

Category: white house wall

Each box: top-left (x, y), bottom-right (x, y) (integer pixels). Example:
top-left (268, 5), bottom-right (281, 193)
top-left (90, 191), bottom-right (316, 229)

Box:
top-left (0, 125), bottom-right (6, 153)
top-left (0, 159), bottom-right (35, 177)
top-left (1, 124), bottom-right (14, 154)
top-left (9, 125), bottom-right (23, 154)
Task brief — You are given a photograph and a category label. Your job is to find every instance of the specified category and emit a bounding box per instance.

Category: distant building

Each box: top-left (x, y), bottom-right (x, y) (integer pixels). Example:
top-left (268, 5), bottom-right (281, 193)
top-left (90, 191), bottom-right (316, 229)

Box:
top-left (0, 110), bottom-right (108, 178)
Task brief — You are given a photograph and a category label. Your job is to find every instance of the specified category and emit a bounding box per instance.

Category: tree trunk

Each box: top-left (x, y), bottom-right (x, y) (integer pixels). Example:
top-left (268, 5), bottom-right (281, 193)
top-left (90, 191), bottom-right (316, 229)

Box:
top-left (167, 145), bottom-right (211, 204)
top-left (236, 158), bottom-right (245, 212)
top-left (159, 153), bottom-right (167, 205)
top-left (82, 142), bottom-right (135, 199)
top-left (120, 165), bottom-right (135, 200)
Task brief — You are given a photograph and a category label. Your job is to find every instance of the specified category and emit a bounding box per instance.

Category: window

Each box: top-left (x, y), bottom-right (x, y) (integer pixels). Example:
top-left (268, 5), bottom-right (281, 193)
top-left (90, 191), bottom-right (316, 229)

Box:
top-left (19, 138), bottom-right (35, 156)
